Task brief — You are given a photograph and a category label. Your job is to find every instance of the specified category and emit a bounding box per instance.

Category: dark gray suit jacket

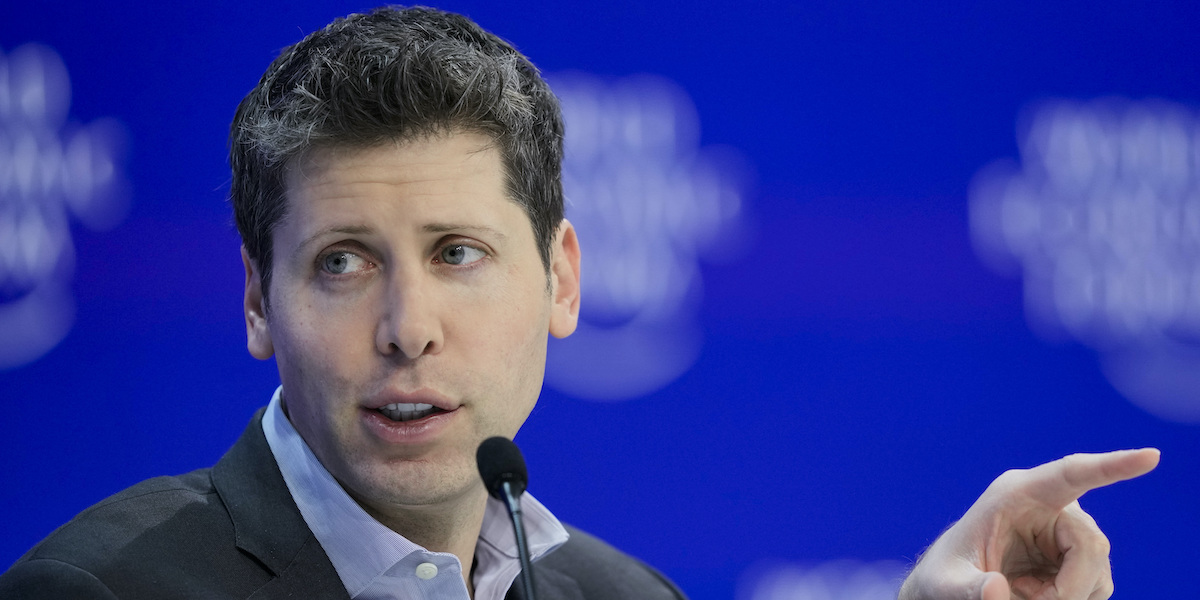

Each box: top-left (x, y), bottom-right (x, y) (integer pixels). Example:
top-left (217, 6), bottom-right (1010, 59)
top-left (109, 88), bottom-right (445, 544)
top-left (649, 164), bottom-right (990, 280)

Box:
top-left (0, 410), bottom-right (685, 599)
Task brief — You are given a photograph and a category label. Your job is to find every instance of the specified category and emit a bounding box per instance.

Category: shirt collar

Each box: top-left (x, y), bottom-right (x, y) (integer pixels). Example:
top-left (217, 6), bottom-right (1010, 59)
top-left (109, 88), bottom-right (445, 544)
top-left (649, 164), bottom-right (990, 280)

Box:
top-left (261, 386), bottom-right (568, 599)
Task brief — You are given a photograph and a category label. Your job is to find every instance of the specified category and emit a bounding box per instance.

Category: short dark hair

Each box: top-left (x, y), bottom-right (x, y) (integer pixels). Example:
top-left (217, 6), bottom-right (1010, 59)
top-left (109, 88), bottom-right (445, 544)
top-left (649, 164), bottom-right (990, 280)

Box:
top-left (230, 6), bottom-right (564, 303)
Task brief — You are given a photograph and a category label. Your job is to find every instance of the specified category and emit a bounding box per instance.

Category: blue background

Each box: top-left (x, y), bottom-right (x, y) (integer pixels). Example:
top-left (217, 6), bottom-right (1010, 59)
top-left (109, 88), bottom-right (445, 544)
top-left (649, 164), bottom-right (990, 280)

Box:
top-left (3, 1), bottom-right (1198, 597)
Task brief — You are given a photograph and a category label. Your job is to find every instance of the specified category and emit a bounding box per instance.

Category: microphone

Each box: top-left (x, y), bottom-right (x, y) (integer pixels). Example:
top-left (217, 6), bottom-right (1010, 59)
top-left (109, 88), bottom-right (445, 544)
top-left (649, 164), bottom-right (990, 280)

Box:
top-left (476, 436), bottom-right (537, 600)
top-left (477, 436), bottom-right (528, 498)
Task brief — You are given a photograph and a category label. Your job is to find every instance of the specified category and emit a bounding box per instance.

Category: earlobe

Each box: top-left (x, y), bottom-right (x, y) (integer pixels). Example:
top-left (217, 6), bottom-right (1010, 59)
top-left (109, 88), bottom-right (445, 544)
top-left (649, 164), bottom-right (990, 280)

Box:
top-left (242, 246), bottom-right (275, 360)
top-left (548, 220), bottom-right (582, 339)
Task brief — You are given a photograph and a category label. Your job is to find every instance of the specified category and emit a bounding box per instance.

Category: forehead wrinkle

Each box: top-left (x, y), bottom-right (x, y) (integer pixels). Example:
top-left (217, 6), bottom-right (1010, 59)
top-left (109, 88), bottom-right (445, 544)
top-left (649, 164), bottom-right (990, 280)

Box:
top-left (292, 132), bottom-right (498, 183)
top-left (290, 158), bottom-right (498, 208)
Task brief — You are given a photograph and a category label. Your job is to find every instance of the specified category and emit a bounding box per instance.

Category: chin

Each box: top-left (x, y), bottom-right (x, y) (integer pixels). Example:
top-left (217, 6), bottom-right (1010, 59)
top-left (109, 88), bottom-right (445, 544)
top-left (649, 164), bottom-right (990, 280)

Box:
top-left (353, 457), bottom-right (481, 509)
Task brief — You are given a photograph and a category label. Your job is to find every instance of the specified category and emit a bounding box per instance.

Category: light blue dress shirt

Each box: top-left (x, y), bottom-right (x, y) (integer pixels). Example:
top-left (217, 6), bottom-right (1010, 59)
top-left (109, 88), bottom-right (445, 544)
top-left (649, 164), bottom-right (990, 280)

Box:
top-left (262, 387), bottom-right (568, 600)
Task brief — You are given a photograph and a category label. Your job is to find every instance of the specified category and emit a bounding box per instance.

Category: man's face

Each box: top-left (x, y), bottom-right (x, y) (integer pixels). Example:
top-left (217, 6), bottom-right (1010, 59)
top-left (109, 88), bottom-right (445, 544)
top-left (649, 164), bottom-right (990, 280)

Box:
top-left (241, 132), bottom-right (580, 515)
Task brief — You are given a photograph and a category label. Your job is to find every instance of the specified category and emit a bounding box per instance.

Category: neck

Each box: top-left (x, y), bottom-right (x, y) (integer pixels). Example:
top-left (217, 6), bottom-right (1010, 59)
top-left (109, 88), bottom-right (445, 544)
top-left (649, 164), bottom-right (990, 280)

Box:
top-left (357, 488), bottom-right (488, 598)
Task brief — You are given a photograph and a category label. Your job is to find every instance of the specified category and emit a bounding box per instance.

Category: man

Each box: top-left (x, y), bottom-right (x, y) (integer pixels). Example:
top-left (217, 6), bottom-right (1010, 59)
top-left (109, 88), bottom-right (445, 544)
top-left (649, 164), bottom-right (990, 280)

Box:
top-left (0, 6), bottom-right (1158, 600)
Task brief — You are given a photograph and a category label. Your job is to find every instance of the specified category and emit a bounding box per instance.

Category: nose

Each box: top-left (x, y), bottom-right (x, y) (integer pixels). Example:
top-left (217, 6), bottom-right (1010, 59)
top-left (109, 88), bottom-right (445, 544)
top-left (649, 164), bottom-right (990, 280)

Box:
top-left (375, 270), bottom-right (443, 360)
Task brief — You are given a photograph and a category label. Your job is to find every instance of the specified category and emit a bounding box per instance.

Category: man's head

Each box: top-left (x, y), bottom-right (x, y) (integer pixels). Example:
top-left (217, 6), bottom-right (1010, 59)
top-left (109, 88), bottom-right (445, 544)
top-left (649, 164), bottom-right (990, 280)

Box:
top-left (230, 6), bottom-right (564, 304)
top-left (233, 7), bottom-right (582, 531)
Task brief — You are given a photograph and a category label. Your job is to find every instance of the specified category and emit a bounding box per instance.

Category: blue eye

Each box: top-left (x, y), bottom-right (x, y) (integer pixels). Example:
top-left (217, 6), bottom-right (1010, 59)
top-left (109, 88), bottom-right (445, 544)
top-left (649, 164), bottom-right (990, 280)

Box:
top-left (439, 244), bottom-right (485, 265)
top-left (322, 251), bottom-right (366, 274)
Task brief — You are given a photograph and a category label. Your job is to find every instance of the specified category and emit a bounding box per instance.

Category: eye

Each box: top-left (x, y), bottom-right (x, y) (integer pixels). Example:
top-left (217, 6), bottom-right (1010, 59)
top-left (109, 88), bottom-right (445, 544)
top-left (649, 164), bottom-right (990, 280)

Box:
top-left (438, 244), bottom-right (486, 266)
top-left (321, 250), bottom-right (370, 275)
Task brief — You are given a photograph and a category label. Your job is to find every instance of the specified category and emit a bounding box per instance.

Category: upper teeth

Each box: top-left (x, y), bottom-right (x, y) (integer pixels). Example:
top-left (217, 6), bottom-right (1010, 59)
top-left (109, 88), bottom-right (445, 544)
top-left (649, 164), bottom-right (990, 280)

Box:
top-left (379, 403), bottom-right (438, 422)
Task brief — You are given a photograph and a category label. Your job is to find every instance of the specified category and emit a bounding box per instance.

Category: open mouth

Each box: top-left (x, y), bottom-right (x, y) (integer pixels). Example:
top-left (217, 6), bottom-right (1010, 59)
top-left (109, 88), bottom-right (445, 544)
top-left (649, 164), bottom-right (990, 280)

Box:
top-left (377, 403), bottom-right (446, 422)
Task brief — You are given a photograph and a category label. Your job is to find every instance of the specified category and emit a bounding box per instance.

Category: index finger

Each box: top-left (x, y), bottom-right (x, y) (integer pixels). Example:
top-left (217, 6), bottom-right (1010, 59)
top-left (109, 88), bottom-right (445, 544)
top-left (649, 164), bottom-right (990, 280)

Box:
top-left (1023, 448), bottom-right (1160, 509)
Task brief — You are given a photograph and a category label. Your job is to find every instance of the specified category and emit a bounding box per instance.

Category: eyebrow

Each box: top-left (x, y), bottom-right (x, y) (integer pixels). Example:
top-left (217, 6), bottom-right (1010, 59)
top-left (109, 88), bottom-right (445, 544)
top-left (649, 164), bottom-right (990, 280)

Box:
top-left (294, 223), bottom-right (509, 257)
top-left (421, 223), bottom-right (508, 241)
top-left (296, 225), bottom-right (373, 258)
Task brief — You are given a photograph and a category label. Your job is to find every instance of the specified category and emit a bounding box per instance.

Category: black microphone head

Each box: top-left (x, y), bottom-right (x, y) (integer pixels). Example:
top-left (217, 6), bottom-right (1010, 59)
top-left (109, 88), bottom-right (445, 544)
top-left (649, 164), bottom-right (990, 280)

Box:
top-left (476, 436), bottom-right (528, 499)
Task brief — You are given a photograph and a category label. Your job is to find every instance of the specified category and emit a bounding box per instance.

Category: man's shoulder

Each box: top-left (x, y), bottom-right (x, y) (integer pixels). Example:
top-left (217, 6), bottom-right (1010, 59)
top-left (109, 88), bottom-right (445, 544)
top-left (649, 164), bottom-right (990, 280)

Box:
top-left (0, 467), bottom-right (271, 599)
top-left (91, 467), bottom-right (219, 513)
top-left (0, 409), bottom-right (310, 600)
top-left (535, 525), bottom-right (686, 600)
top-left (21, 468), bottom-right (222, 563)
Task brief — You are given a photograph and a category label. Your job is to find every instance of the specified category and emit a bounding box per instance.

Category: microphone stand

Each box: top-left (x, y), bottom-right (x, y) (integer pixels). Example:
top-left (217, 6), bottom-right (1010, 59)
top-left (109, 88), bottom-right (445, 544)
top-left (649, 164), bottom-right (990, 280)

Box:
top-left (498, 480), bottom-right (537, 600)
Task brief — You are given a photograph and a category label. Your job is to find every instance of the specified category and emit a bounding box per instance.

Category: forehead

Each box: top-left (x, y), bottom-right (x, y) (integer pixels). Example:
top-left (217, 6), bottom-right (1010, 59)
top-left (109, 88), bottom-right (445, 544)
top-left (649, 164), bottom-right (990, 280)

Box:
top-left (288, 133), bottom-right (498, 190)
top-left (279, 133), bottom-right (514, 223)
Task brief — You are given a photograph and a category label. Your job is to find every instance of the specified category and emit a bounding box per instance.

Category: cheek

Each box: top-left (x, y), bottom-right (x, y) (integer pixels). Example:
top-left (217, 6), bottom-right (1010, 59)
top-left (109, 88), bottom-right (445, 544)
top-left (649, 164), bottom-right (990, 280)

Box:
top-left (471, 278), bottom-right (550, 349)
top-left (491, 295), bottom-right (551, 403)
top-left (269, 301), bottom-right (367, 443)
top-left (271, 295), bottom-right (370, 382)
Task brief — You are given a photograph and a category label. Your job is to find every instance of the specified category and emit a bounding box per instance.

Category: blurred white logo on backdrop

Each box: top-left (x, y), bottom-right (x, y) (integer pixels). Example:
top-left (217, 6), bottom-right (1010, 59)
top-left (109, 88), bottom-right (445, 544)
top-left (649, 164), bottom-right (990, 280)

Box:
top-left (737, 559), bottom-right (906, 600)
top-left (971, 98), bottom-right (1200, 423)
top-left (544, 72), bottom-right (748, 401)
top-left (0, 44), bottom-right (127, 370)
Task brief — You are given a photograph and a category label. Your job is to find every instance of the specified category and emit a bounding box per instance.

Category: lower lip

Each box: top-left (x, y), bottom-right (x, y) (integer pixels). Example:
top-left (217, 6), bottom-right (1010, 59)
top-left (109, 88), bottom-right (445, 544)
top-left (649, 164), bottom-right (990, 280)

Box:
top-left (361, 408), bottom-right (458, 445)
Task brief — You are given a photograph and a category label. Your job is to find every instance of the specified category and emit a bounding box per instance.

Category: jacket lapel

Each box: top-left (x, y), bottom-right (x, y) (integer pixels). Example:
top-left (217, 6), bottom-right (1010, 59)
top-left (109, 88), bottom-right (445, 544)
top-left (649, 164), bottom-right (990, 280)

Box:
top-left (212, 409), bottom-right (350, 600)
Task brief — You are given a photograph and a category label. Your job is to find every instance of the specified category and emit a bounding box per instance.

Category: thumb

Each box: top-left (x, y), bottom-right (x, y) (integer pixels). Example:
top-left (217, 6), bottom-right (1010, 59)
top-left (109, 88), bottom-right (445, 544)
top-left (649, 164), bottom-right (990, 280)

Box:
top-left (901, 559), bottom-right (1009, 600)
top-left (978, 572), bottom-right (1010, 600)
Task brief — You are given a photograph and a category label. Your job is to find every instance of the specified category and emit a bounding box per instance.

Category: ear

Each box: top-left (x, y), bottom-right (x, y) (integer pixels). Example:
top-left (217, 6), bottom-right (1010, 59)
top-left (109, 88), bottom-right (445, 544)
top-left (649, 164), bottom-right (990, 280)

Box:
top-left (242, 246), bottom-right (275, 360)
top-left (548, 219), bottom-right (582, 339)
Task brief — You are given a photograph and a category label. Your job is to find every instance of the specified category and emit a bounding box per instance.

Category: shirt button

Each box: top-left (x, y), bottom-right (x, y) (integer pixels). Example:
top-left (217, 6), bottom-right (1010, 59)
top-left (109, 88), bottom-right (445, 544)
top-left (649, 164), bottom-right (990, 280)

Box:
top-left (415, 562), bottom-right (439, 580)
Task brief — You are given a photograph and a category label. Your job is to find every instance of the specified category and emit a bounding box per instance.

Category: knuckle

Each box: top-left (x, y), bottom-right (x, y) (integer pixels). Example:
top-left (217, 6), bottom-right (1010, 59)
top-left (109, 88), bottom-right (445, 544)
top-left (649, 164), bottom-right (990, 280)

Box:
top-left (993, 468), bottom-right (1024, 485)
top-left (1070, 510), bottom-right (1111, 554)
top-left (1060, 452), bottom-right (1083, 473)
